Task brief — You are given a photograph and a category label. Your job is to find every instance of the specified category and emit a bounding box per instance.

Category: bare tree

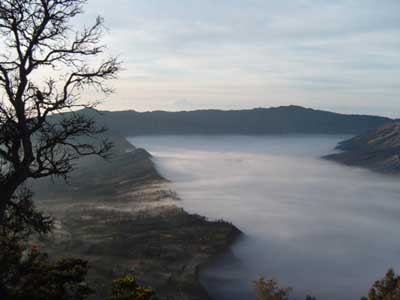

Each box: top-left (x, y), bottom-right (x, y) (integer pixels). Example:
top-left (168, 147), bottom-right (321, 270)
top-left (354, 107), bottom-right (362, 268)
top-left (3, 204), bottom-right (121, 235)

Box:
top-left (0, 0), bottom-right (120, 223)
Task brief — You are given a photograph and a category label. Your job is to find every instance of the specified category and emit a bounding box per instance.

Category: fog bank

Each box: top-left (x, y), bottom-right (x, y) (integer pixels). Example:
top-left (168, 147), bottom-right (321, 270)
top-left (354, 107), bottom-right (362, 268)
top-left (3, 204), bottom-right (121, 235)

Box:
top-left (128, 135), bottom-right (400, 300)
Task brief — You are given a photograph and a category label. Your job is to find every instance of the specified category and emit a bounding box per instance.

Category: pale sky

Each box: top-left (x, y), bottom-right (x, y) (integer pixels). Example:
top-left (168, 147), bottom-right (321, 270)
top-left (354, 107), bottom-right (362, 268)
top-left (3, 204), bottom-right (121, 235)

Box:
top-left (80, 0), bottom-right (400, 117)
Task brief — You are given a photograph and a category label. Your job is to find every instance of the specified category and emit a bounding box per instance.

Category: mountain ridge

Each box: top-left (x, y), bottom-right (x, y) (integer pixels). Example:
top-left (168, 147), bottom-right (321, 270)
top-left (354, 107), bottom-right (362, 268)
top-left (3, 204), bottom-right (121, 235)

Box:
top-left (82, 105), bottom-right (394, 136)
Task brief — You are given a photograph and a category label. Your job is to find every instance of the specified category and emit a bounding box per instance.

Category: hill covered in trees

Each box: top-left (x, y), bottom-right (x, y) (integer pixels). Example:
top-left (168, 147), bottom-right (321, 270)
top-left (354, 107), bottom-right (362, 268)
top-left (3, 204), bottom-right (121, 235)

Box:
top-left (89, 106), bottom-right (393, 136)
top-left (325, 123), bottom-right (400, 174)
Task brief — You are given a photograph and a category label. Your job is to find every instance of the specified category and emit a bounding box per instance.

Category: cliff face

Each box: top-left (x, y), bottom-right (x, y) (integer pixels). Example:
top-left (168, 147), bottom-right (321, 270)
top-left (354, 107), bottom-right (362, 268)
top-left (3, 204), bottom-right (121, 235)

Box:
top-left (325, 123), bottom-right (400, 174)
top-left (33, 135), bottom-right (241, 300)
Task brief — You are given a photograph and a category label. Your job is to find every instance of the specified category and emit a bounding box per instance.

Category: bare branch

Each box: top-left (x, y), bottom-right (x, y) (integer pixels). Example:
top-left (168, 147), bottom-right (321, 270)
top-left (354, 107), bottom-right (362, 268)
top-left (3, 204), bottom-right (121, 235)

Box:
top-left (0, 0), bottom-right (120, 221)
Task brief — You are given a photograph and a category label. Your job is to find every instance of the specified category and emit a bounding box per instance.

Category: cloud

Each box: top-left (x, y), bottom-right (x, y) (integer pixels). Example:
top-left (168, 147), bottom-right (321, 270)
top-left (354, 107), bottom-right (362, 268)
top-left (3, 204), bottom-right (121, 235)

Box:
top-left (80, 0), bottom-right (400, 116)
top-left (127, 135), bottom-right (400, 300)
top-left (170, 99), bottom-right (194, 111)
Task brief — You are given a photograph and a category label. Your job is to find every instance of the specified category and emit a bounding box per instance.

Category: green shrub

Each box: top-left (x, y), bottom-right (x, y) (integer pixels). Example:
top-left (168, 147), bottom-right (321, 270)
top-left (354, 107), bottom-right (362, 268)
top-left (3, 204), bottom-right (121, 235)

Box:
top-left (110, 276), bottom-right (157, 300)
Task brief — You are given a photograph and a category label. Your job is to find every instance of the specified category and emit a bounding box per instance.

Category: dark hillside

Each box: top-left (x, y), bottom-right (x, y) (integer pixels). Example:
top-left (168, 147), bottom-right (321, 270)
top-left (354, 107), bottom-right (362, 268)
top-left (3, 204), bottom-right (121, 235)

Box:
top-left (32, 134), bottom-right (240, 300)
top-left (325, 123), bottom-right (400, 174)
top-left (92, 106), bottom-right (393, 136)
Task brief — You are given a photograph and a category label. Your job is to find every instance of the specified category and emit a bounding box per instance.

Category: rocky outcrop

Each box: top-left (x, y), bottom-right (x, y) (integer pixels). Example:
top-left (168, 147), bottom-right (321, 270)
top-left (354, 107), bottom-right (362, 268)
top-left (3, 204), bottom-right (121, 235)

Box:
top-left (325, 123), bottom-right (400, 174)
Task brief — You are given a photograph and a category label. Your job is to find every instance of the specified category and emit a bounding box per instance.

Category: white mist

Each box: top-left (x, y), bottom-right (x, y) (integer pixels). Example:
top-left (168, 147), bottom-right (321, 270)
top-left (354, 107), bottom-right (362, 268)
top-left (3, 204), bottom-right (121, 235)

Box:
top-left (128, 135), bottom-right (400, 300)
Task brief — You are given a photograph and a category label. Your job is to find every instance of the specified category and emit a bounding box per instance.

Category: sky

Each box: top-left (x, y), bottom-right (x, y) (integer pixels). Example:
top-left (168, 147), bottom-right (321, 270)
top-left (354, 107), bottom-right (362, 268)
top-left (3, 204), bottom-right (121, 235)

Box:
top-left (79, 0), bottom-right (400, 117)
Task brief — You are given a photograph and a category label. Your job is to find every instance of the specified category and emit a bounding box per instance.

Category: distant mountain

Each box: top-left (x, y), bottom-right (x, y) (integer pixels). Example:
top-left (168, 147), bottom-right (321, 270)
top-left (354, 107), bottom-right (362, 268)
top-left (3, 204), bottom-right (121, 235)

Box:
top-left (88, 105), bottom-right (393, 136)
top-left (325, 123), bottom-right (400, 174)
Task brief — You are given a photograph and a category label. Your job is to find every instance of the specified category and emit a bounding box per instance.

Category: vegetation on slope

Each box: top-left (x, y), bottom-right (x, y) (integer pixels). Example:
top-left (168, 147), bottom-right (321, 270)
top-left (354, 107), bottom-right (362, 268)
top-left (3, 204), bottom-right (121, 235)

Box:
top-left (325, 123), bottom-right (400, 174)
top-left (32, 134), bottom-right (241, 300)
top-left (93, 106), bottom-right (393, 136)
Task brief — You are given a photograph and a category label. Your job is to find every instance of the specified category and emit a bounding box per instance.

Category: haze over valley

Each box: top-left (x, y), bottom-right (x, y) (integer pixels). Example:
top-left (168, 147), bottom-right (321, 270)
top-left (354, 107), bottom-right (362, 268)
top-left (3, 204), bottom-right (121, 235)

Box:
top-left (2, 1), bottom-right (400, 300)
top-left (129, 134), bottom-right (400, 300)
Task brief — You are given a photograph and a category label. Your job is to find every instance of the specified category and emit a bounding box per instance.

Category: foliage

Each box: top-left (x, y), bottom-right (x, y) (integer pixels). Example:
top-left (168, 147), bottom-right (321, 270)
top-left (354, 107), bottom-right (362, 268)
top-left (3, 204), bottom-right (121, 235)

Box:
top-left (0, 193), bottom-right (159, 300)
top-left (254, 277), bottom-right (316, 300)
top-left (362, 269), bottom-right (400, 300)
top-left (254, 277), bottom-right (292, 300)
top-left (0, 2), bottom-right (162, 300)
top-left (1, 188), bottom-right (53, 239)
top-left (0, 191), bottom-right (92, 300)
top-left (255, 270), bottom-right (400, 300)
top-left (110, 276), bottom-right (158, 300)
top-left (2, 250), bottom-right (92, 300)
top-left (0, 190), bottom-right (159, 300)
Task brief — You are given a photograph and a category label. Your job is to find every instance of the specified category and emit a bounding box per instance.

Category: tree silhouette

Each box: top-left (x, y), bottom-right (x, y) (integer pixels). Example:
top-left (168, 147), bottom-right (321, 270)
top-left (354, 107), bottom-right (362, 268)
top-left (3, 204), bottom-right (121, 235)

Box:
top-left (0, 0), bottom-right (120, 222)
top-left (362, 269), bottom-right (400, 300)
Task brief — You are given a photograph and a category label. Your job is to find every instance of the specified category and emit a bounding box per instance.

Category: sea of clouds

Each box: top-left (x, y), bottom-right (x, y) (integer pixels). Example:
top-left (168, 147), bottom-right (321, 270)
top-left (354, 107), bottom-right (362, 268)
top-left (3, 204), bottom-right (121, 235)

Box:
top-left (128, 135), bottom-right (400, 300)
